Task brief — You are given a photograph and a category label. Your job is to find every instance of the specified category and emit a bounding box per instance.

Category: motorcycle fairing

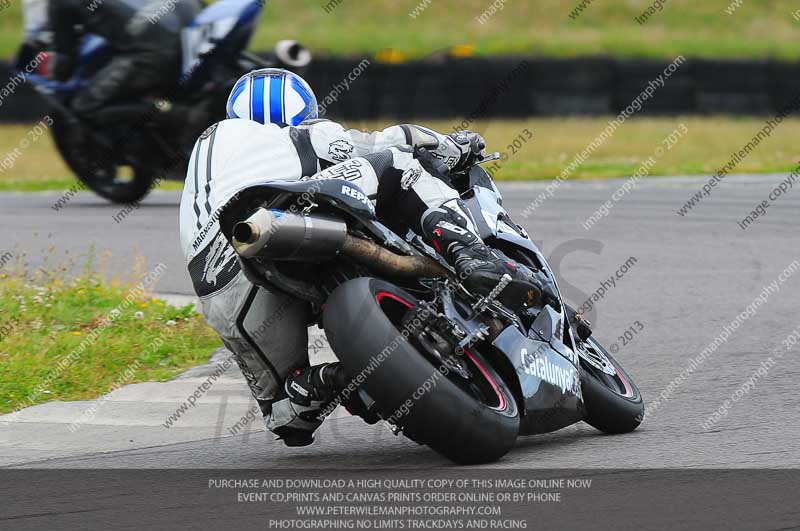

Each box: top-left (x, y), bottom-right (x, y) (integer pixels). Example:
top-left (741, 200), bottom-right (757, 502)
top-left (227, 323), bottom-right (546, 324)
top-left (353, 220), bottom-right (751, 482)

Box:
top-left (464, 174), bottom-right (588, 426)
top-left (181, 0), bottom-right (264, 85)
top-left (530, 304), bottom-right (560, 343)
top-left (242, 178), bottom-right (375, 217)
top-left (492, 326), bottom-right (585, 435)
top-left (452, 166), bottom-right (501, 197)
top-left (237, 179), bottom-right (436, 260)
top-left (531, 304), bottom-right (580, 366)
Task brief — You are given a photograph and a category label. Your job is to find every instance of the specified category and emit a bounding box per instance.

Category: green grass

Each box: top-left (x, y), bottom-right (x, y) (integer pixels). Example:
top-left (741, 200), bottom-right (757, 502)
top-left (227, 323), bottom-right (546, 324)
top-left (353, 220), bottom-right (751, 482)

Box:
top-left (1, 116), bottom-right (798, 191)
top-left (0, 124), bottom-right (183, 191)
top-left (444, 116), bottom-right (800, 180)
top-left (0, 254), bottom-right (221, 414)
top-left (1, 0), bottom-right (799, 60)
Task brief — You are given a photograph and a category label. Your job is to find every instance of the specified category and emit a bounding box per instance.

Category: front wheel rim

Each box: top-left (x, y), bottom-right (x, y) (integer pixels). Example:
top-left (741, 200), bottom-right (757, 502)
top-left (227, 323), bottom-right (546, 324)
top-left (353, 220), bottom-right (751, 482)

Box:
top-left (581, 340), bottom-right (636, 399)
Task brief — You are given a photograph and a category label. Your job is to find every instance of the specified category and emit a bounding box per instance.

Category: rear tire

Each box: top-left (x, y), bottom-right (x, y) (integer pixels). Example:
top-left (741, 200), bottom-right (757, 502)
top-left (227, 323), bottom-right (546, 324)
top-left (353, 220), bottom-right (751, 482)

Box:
top-left (323, 278), bottom-right (520, 464)
top-left (579, 337), bottom-right (644, 434)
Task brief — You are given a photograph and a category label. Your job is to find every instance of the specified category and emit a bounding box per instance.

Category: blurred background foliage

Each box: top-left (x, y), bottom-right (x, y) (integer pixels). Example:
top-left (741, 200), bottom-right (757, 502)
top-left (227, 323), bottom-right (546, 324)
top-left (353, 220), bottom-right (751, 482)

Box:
top-left (1, 0), bottom-right (798, 60)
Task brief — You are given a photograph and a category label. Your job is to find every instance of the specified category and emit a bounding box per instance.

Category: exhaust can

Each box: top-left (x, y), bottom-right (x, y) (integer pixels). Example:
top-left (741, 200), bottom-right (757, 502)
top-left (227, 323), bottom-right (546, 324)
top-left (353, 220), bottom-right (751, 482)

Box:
top-left (232, 208), bottom-right (347, 262)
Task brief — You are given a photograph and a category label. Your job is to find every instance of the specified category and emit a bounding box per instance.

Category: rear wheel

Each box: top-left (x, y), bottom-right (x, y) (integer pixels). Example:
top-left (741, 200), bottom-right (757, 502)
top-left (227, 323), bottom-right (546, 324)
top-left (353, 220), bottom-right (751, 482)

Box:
top-left (578, 337), bottom-right (644, 434)
top-left (323, 278), bottom-right (519, 464)
top-left (51, 110), bottom-right (155, 204)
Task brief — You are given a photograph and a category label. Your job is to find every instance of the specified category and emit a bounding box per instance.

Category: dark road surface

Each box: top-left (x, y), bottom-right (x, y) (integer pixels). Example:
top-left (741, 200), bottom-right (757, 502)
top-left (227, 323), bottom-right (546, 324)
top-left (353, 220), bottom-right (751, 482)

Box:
top-left (1, 174), bottom-right (798, 470)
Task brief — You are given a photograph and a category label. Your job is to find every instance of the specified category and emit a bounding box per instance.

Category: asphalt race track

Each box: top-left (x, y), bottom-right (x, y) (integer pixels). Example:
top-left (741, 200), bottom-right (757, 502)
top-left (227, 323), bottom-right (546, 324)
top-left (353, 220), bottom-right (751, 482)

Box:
top-left (1, 174), bottom-right (799, 469)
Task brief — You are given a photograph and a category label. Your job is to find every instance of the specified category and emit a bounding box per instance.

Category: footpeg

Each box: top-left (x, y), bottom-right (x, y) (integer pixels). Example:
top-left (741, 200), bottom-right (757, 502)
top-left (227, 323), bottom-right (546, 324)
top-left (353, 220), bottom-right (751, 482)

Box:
top-left (472, 274), bottom-right (512, 312)
top-left (456, 325), bottom-right (490, 354)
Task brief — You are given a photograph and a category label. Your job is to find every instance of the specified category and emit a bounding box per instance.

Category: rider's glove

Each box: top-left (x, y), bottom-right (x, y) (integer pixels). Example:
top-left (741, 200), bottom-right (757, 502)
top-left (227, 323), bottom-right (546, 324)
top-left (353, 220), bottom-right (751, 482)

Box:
top-left (441, 131), bottom-right (486, 173)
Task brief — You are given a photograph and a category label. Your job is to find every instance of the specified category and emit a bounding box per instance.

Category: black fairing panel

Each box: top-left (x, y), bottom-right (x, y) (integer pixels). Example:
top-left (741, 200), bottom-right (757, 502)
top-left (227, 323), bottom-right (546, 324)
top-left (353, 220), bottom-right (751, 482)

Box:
top-left (468, 166), bottom-right (497, 191)
top-left (452, 166), bottom-right (495, 195)
top-left (244, 179), bottom-right (377, 218)
top-left (492, 326), bottom-right (585, 435)
top-left (493, 231), bottom-right (539, 255)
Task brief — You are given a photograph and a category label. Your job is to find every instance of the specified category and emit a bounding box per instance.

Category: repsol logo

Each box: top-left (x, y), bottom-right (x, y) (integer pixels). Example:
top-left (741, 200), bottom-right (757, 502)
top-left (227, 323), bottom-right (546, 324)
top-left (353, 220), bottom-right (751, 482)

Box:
top-left (341, 185), bottom-right (370, 206)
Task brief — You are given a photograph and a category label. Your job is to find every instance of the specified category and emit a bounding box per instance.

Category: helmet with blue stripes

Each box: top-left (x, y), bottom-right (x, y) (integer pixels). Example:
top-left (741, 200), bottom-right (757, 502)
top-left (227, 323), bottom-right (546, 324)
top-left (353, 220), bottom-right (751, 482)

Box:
top-left (226, 68), bottom-right (318, 127)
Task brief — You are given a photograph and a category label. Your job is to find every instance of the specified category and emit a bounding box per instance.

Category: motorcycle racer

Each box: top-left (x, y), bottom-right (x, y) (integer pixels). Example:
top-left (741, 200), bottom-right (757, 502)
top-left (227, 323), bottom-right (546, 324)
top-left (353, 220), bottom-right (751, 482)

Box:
top-left (45, 0), bottom-right (201, 116)
top-left (179, 68), bottom-right (539, 446)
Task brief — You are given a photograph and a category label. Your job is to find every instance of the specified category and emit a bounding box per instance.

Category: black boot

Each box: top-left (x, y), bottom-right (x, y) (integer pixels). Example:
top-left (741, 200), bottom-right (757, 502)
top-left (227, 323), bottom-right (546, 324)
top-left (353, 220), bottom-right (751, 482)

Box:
top-left (422, 203), bottom-right (543, 310)
top-left (267, 362), bottom-right (347, 447)
top-left (293, 363), bottom-right (381, 425)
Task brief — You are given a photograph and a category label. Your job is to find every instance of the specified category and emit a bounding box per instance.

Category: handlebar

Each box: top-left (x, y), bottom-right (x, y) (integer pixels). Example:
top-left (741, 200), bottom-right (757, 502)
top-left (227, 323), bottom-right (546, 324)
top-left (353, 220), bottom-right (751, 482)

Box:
top-left (414, 147), bottom-right (501, 177)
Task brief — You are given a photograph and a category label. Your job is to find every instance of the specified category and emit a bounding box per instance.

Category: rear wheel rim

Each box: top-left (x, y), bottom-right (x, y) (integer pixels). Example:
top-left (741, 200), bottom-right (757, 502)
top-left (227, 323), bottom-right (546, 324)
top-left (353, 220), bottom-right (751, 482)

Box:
top-left (462, 348), bottom-right (506, 411)
top-left (375, 290), bottom-right (508, 411)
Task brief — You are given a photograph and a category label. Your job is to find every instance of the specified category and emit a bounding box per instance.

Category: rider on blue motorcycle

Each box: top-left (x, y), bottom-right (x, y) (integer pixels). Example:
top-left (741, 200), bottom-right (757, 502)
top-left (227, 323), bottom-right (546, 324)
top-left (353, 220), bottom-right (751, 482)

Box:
top-left (44, 0), bottom-right (201, 116)
top-left (178, 68), bottom-right (540, 447)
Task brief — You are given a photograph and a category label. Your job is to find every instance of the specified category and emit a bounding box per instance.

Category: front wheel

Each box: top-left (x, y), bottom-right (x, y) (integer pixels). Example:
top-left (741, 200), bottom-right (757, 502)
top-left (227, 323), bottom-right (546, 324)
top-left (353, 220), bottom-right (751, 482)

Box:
top-left (578, 337), bottom-right (644, 434)
top-left (323, 278), bottom-right (520, 464)
top-left (51, 110), bottom-right (156, 204)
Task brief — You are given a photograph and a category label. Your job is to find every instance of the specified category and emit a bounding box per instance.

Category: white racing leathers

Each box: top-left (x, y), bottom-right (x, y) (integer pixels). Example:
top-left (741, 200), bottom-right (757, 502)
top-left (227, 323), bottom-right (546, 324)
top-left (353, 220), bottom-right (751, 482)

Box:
top-left (178, 118), bottom-right (466, 417)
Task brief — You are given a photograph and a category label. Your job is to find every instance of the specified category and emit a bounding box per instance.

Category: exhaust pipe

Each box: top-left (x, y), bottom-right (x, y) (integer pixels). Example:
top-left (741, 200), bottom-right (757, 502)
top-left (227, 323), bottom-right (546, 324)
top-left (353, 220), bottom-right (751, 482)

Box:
top-left (274, 40), bottom-right (312, 68)
top-left (232, 208), bottom-right (448, 278)
top-left (232, 208), bottom-right (347, 262)
top-left (340, 235), bottom-right (449, 278)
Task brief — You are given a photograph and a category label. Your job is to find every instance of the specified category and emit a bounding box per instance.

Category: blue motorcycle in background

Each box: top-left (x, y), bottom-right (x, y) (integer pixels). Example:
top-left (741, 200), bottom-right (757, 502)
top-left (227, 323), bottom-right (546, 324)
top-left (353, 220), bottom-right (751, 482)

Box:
top-left (16, 0), bottom-right (311, 204)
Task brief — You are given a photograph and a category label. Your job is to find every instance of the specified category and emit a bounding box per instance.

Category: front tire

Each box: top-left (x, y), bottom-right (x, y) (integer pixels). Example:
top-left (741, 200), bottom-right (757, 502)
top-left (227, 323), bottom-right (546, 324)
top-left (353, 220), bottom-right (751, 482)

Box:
top-left (579, 337), bottom-right (644, 434)
top-left (323, 278), bottom-right (520, 464)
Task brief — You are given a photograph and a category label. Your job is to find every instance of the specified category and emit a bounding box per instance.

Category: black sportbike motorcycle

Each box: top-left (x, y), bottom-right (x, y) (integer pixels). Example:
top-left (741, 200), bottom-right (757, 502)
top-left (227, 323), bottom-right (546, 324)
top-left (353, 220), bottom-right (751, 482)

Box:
top-left (17, 0), bottom-right (311, 204)
top-left (223, 154), bottom-right (644, 464)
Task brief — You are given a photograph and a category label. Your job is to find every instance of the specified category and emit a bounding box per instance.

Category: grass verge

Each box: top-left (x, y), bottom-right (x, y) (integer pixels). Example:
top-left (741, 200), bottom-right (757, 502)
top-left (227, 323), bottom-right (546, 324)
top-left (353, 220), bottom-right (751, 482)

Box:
top-left (333, 116), bottom-right (800, 181)
top-left (1, 1), bottom-right (799, 60)
top-left (0, 124), bottom-right (183, 192)
top-left (1, 117), bottom-right (798, 191)
top-left (0, 254), bottom-right (220, 415)
top-left (251, 0), bottom-right (800, 60)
